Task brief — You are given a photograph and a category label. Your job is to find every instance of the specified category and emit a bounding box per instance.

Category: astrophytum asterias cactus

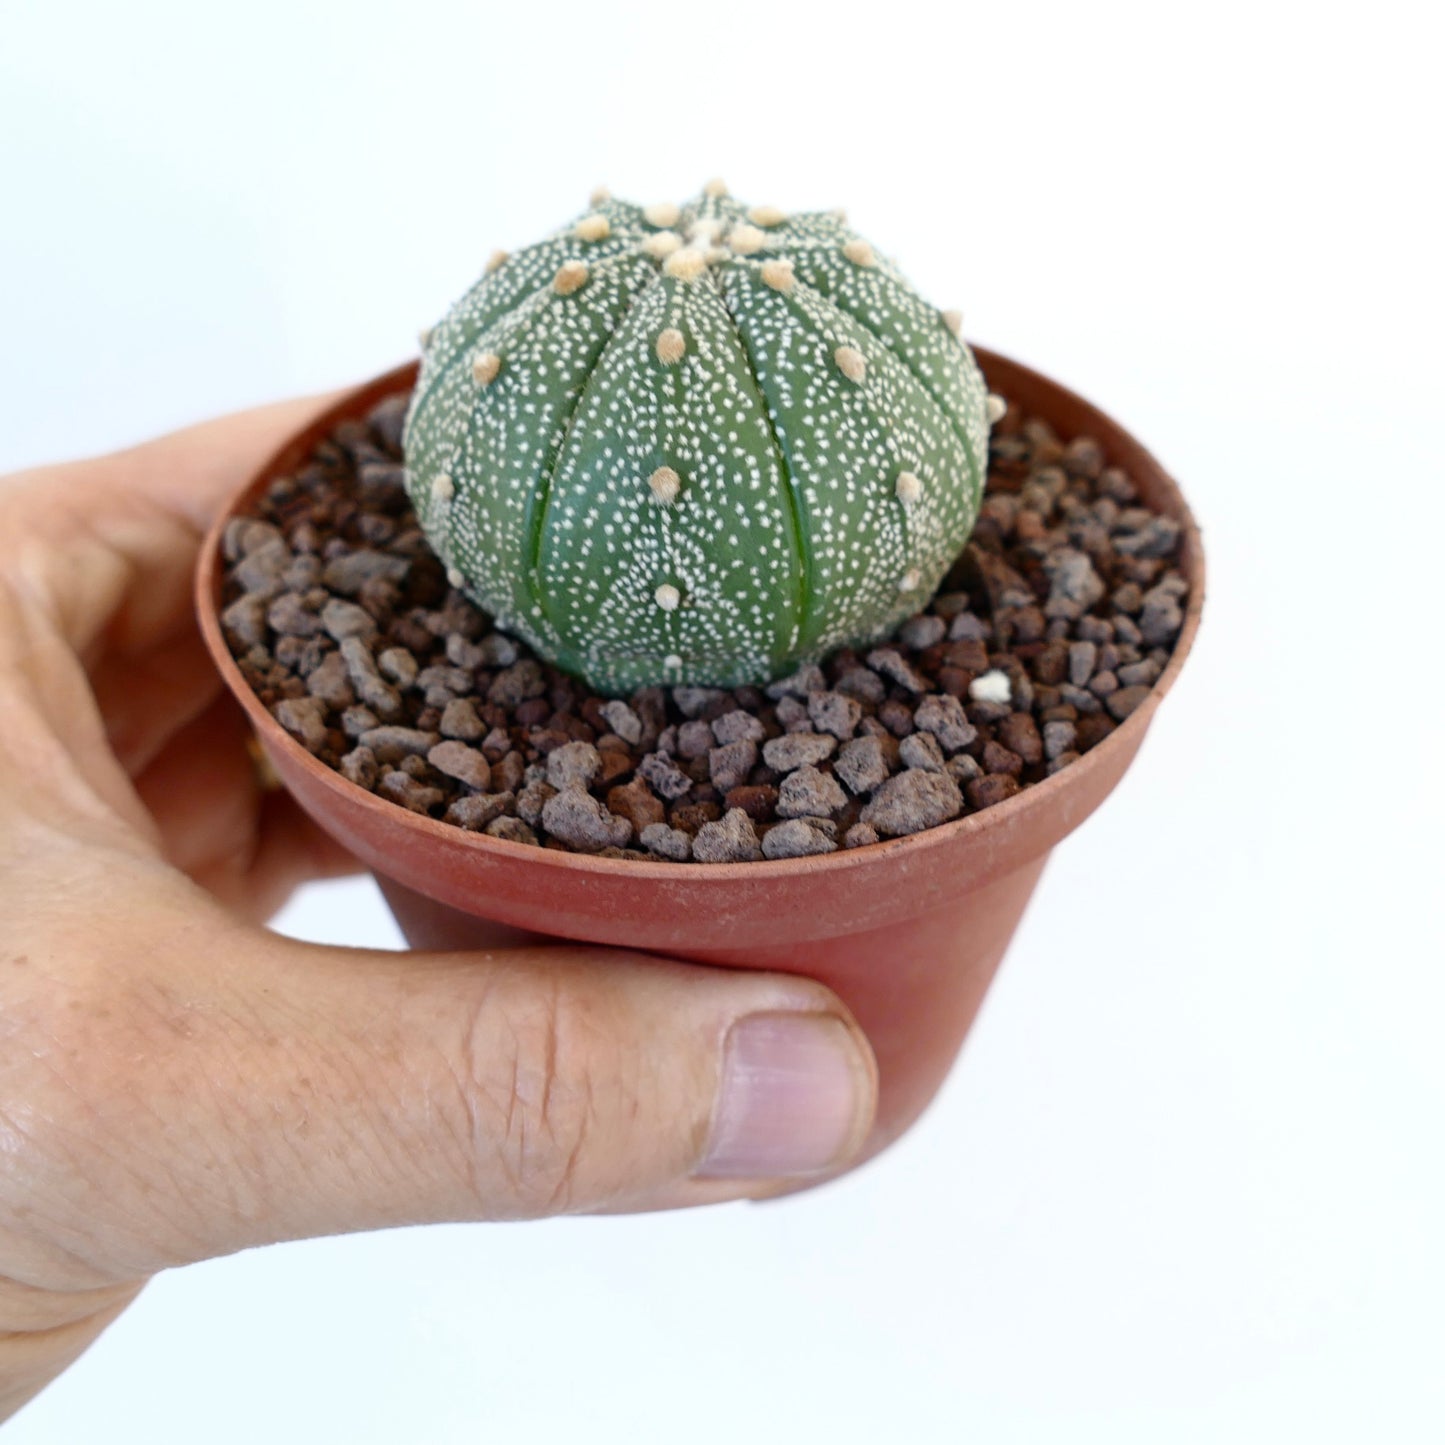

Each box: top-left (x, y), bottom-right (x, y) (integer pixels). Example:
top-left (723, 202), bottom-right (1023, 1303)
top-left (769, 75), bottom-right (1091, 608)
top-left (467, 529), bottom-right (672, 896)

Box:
top-left (403, 181), bottom-right (995, 694)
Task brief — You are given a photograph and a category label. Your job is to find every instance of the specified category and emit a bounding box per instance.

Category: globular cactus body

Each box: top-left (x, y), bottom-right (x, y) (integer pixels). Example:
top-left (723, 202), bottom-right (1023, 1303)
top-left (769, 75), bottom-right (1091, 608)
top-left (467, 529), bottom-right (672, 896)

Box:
top-left (404, 184), bottom-right (991, 694)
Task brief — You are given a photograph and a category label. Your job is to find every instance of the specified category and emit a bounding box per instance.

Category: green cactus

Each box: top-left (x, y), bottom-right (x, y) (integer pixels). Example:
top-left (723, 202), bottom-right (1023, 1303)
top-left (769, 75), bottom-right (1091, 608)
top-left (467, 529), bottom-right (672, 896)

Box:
top-left (403, 181), bottom-right (993, 695)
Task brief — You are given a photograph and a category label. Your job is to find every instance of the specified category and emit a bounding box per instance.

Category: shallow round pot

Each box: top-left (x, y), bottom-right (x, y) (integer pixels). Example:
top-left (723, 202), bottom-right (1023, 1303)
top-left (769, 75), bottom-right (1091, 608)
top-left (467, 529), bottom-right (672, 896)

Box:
top-left (197, 348), bottom-right (1204, 1161)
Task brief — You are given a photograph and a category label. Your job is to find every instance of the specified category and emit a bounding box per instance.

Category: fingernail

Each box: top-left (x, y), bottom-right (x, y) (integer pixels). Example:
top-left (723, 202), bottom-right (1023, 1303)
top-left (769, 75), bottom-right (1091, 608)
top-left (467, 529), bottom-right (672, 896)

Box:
top-left (699, 1013), bottom-right (874, 1179)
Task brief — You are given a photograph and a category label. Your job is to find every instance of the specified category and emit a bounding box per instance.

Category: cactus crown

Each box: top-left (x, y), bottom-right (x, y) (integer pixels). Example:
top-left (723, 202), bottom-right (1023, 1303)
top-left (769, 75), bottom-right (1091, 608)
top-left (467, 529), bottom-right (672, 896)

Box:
top-left (403, 182), bottom-right (991, 694)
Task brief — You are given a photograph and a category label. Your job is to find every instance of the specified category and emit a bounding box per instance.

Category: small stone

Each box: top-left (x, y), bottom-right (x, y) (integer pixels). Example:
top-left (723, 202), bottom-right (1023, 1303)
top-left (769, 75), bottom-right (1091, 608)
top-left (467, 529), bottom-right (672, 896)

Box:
top-left (982, 740), bottom-right (1024, 777)
top-left (546, 741), bottom-right (603, 790)
top-left (946, 753), bottom-right (982, 785)
top-left (542, 786), bottom-right (632, 853)
top-left (267, 591), bottom-right (324, 638)
top-left (724, 784), bottom-right (778, 822)
top-left (338, 745), bottom-right (378, 789)
top-left (711, 709), bottom-right (765, 746)
top-left (1114, 515), bottom-right (1181, 559)
top-left (321, 550), bottom-right (409, 596)
top-left (765, 664), bottom-right (826, 700)
top-left (834, 736), bottom-right (890, 795)
top-left (1118, 658), bottom-right (1162, 688)
top-left (997, 712), bottom-right (1044, 765)
top-left (639, 822), bottom-right (693, 861)
top-left (949, 610), bottom-right (990, 642)
top-left (878, 699), bottom-right (915, 737)
top-left (899, 732), bottom-right (946, 772)
top-left (638, 751), bottom-right (693, 800)
top-left (897, 614), bottom-right (946, 650)
top-left (488, 659), bottom-right (547, 708)
top-left (775, 696), bottom-right (809, 729)
top-left (1089, 670), bottom-right (1120, 698)
top-left (844, 823), bottom-right (880, 849)
top-left (341, 705), bottom-right (379, 739)
top-left (444, 792), bottom-right (514, 830)
top-left (776, 766), bottom-right (847, 819)
top-left (377, 771), bottom-right (444, 814)
top-left (835, 667), bottom-right (886, 705)
top-left (914, 693), bottom-right (978, 752)
top-left (223, 517), bottom-right (283, 562)
top-left (220, 594), bottom-right (268, 647)
top-left (485, 816), bottom-right (538, 846)
top-left (674, 685), bottom-right (730, 718)
top-left (234, 538), bottom-right (290, 598)
top-left (860, 771), bottom-right (963, 837)
top-left (427, 740), bottom-right (492, 789)
top-left (677, 719), bottom-right (714, 759)
top-left (762, 819), bottom-right (838, 860)
top-left (763, 732), bottom-right (838, 772)
top-left (807, 690), bottom-right (862, 740)
top-left (305, 651), bottom-right (355, 710)
top-left (965, 774), bottom-right (1020, 811)
top-left (709, 739), bottom-right (758, 794)
top-left (1042, 719), bottom-right (1078, 760)
top-left (597, 699), bottom-right (643, 744)
top-left (431, 698), bottom-right (481, 741)
top-left (516, 781), bottom-right (557, 827)
top-left (321, 598), bottom-right (377, 643)
top-left (866, 648), bottom-right (928, 694)
top-left (1106, 685), bottom-right (1152, 722)
top-left (1068, 641), bottom-right (1098, 686)
top-left (358, 726), bottom-right (440, 763)
top-left (1139, 583), bottom-right (1185, 646)
top-left (670, 801), bottom-right (721, 833)
top-left (1042, 548), bottom-right (1105, 616)
top-left (1058, 683), bottom-right (1103, 715)
top-left (691, 808), bottom-right (764, 864)
top-left (607, 777), bottom-right (666, 832)
top-left (272, 695), bottom-right (330, 753)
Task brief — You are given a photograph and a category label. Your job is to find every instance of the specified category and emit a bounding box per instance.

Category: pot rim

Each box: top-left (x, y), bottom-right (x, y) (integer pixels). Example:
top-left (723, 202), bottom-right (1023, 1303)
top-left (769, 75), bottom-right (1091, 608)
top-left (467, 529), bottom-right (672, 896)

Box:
top-left (196, 347), bottom-right (1205, 886)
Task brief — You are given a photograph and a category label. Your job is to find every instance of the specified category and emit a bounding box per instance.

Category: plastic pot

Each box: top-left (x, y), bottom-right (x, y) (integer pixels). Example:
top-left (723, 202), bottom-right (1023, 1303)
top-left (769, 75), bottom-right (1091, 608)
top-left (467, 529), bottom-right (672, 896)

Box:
top-left (197, 348), bottom-right (1204, 1161)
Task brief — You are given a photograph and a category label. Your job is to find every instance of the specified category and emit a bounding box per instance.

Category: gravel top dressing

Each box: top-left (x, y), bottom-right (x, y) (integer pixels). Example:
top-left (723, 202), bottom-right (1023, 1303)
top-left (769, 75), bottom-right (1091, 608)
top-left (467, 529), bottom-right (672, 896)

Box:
top-left (220, 387), bottom-right (1189, 863)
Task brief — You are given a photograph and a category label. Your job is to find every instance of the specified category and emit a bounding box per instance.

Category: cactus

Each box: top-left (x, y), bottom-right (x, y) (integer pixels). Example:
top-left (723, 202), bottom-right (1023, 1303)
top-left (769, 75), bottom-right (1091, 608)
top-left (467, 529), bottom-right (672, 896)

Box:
top-left (403, 181), bottom-right (994, 695)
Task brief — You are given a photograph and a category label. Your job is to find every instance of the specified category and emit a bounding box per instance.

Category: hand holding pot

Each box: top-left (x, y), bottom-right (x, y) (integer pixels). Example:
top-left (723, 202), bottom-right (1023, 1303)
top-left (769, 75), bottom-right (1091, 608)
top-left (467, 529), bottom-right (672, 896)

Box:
top-left (0, 402), bottom-right (878, 1421)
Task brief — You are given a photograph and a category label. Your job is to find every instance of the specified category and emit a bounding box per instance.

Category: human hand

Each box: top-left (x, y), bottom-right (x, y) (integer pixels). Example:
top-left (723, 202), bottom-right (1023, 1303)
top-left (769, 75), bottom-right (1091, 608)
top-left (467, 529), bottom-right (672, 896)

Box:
top-left (0, 397), bottom-right (878, 1420)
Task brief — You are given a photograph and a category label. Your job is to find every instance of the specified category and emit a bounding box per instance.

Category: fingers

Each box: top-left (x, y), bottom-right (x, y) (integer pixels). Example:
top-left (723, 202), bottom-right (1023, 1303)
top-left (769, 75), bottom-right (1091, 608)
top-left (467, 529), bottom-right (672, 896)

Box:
top-left (24, 921), bottom-right (877, 1275)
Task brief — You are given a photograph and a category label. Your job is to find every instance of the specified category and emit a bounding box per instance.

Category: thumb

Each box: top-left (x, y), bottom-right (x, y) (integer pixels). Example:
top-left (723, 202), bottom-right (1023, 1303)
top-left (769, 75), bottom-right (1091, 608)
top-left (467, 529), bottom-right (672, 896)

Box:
top-left (86, 925), bottom-right (878, 1269)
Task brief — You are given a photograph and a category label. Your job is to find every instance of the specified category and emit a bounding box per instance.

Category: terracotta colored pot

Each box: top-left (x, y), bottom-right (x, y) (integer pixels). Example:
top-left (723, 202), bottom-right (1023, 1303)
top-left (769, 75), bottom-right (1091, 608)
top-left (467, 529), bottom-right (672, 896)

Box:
top-left (197, 349), bottom-right (1204, 1162)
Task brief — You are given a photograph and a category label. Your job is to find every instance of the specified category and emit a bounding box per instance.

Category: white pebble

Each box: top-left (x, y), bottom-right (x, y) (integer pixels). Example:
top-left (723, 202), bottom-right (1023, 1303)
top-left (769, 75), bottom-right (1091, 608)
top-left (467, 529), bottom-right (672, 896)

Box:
top-left (970, 669), bottom-right (1012, 705)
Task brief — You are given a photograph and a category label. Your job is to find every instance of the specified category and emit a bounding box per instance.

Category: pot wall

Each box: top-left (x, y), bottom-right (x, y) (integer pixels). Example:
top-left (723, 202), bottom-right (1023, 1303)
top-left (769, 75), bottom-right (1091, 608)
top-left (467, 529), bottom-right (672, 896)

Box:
top-left (199, 348), bottom-right (1205, 1158)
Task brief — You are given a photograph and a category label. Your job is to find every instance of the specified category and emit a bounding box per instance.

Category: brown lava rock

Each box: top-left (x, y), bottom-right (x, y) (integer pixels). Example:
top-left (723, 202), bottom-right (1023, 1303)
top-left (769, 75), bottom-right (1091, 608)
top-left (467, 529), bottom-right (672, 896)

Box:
top-left (220, 387), bottom-right (1190, 861)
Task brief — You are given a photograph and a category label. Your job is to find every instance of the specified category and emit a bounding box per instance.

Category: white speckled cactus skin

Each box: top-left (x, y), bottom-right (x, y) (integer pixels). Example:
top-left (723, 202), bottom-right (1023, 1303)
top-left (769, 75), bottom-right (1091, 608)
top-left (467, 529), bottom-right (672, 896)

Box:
top-left (403, 183), bottom-right (991, 695)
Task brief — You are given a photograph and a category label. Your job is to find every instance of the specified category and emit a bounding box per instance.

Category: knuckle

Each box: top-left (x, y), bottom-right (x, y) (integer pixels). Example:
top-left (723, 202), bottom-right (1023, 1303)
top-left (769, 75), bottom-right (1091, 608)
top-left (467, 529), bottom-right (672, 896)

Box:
top-left (458, 975), bottom-right (619, 1217)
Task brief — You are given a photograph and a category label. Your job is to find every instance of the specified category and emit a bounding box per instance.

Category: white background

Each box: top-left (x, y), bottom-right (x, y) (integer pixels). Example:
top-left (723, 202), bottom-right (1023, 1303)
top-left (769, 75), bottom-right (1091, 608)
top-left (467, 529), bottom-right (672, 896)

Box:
top-left (3, 1), bottom-right (1442, 1440)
